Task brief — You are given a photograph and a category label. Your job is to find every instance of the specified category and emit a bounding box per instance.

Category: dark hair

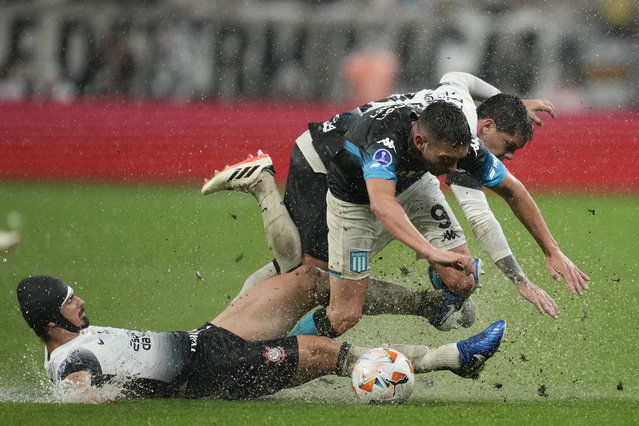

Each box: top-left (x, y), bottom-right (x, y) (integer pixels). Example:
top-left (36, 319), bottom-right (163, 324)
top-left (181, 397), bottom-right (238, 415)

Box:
top-left (477, 94), bottom-right (533, 142)
top-left (417, 101), bottom-right (472, 148)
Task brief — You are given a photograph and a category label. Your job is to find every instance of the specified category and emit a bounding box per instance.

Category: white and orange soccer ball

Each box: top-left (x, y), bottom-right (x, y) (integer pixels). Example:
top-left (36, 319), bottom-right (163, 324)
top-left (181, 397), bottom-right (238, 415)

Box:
top-left (351, 347), bottom-right (415, 404)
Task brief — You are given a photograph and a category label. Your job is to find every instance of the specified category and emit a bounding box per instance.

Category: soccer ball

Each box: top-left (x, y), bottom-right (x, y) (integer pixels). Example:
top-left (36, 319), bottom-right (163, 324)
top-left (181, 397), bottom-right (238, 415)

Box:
top-left (351, 347), bottom-right (415, 404)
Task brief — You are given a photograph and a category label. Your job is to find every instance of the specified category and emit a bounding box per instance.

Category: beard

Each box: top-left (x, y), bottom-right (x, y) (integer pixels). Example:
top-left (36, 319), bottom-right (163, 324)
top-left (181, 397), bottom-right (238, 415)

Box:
top-left (79, 309), bottom-right (90, 329)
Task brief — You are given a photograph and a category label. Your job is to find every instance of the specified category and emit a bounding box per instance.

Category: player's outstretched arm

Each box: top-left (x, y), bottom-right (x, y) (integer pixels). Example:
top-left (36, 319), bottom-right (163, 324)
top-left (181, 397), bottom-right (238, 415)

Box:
top-left (58, 371), bottom-right (116, 403)
top-left (522, 98), bottom-right (557, 127)
top-left (366, 178), bottom-right (475, 275)
top-left (495, 255), bottom-right (559, 318)
top-left (449, 183), bottom-right (560, 317)
top-left (491, 172), bottom-right (590, 295)
top-left (439, 72), bottom-right (501, 101)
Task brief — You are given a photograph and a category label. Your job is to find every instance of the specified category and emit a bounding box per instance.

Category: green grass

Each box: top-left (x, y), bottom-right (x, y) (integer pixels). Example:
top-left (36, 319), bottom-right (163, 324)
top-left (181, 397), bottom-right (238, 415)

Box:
top-left (0, 182), bottom-right (638, 424)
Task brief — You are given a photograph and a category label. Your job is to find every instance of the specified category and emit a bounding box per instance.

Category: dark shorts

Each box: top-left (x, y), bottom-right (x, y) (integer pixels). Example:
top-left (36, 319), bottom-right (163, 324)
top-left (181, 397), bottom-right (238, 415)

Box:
top-left (283, 144), bottom-right (329, 262)
top-left (183, 323), bottom-right (299, 400)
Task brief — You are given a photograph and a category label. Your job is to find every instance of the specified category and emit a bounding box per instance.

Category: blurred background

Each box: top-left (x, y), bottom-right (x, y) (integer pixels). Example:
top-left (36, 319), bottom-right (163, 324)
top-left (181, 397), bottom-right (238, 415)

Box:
top-left (0, 0), bottom-right (637, 110)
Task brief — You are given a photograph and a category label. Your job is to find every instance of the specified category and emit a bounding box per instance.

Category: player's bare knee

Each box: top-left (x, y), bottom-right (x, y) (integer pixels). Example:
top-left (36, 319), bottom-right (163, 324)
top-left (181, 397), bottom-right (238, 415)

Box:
top-left (328, 310), bottom-right (362, 335)
top-left (289, 265), bottom-right (328, 303)
top-left (295, 264), bottom-right (329, 295)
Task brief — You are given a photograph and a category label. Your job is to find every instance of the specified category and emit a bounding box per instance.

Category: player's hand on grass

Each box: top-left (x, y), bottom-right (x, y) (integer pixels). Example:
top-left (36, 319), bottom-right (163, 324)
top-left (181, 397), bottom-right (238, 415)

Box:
top-left (545, 251), bottom-right (590, 295)
top-left (516, 280), bottom-right (560, 319)
top-left (522, 98), bottom-right (557, 127)
top-left (60, 372), bottom-right (117, 404)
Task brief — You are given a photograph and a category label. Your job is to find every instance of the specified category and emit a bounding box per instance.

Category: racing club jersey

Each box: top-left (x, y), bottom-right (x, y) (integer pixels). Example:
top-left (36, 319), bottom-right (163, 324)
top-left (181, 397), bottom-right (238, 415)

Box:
top-left (327, 105), bottom-right (507, 205)
top-left (307, 74), bottom-right (480, 169)
top-left (45, 326), bottom-right (191, 398)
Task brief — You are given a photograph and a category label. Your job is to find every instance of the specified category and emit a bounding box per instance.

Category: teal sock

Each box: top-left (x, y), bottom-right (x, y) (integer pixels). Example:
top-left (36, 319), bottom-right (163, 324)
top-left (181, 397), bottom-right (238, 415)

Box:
top-left (288, 311), bottom-right (320, 336)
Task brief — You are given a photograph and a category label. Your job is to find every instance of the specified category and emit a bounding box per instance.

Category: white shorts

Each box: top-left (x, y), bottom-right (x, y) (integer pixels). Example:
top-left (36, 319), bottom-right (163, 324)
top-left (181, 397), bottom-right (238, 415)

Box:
top-left (327, 173), bottom-right (466, 280)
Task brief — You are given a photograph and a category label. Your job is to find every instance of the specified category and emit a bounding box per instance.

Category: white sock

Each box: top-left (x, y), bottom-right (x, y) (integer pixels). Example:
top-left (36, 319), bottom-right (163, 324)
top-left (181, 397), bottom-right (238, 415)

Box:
top-left (388, 343), bottom-right (461, 373)
top-left (233, 261), bottom-right (279, 301)
top-left (251, 172), bottom-right (302, 272)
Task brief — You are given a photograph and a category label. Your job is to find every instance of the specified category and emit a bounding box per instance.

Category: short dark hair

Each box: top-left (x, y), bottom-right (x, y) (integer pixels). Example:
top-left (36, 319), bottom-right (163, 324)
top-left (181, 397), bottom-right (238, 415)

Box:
top-left (417, 101), bottom-right (472, 148)
top-left (477, 94), bottom-right (533, 142)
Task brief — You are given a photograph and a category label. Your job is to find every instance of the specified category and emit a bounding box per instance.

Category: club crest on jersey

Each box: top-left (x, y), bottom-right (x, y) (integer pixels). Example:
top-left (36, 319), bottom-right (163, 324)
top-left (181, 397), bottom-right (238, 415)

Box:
top-left (373, 149), bottom-right (392, 167)
top-left (350, 251), bottom-right (368, 273)
top-left (262, 346), bottom-right (286, 364)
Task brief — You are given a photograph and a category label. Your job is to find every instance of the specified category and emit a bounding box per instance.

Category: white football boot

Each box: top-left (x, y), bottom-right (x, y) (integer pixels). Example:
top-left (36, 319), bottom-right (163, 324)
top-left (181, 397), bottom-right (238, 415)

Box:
top-left (201, 150), bottom-right (274, 195)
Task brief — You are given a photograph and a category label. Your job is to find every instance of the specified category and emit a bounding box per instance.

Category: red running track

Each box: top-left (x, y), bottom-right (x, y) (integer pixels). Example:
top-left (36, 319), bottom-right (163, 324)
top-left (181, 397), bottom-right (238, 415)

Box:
top-left (0, 101), bottom-right (637, 192)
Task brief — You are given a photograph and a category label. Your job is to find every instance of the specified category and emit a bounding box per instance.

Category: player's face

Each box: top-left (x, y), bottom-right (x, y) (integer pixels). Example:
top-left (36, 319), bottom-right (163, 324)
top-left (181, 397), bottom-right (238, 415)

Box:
top-left (60, 290), bottom-right (90, 329)
top-left (420, 139), bottom-right (468, 176)
top-left (478, 121), bottom-right (527, 161)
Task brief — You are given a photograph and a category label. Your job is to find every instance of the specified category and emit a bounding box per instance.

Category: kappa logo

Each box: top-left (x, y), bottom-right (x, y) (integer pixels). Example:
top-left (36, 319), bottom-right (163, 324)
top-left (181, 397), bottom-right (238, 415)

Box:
top-left (262, 346), bottom-right (286, 364)
top-left (441, 230), bottom-right (460, 242)
top-left (377, 137), bottom-right (396, 151)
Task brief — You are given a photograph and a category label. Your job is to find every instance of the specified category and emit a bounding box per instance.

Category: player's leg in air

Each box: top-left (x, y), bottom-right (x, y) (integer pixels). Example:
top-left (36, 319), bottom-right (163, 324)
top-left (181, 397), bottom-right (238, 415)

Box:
top-left (202, 151), bottom-right (478, 331)
top-left (201, 150), bottom-right (303, 293)
top-left (290, 319), bottom-right (505, 386)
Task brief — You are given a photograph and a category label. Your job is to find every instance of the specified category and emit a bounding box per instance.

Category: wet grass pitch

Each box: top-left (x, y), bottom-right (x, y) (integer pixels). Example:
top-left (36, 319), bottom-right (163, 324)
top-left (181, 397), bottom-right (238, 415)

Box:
top-left (1, 183), bottom-right (637, 424)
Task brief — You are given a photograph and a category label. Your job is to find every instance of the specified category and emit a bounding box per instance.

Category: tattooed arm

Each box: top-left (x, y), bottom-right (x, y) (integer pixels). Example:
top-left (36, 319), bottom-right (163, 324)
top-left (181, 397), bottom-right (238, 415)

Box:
top-left (449, 178), bottom-right (563, 318)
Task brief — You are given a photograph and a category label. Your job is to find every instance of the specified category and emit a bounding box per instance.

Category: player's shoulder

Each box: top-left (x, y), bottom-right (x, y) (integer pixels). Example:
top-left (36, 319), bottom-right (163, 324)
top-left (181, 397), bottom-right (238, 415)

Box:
top-left (48, 340), bottom-right (102, 382)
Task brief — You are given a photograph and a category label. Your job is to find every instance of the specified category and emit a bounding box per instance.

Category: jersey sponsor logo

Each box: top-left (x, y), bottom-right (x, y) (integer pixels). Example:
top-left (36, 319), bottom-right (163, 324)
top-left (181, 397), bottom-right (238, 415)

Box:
top-left (377, 137), bottom-right (396, 152)
top-left (188, 325), bottom-right (211, 353)
top-left (470, 138), bottom-right (480, 157)
top-left (262, 346), bottom-right (286, 364)
top-left (129, 331), bottom-right (152, 351)
top-left (374, 106), bottom-right (398, 120)
top-left (373, 149), bottom-right (392, 167)
top-left (350, 251), bottom-right (368, 273)
top-left (322, 115), bottom-right (339, 133)
top-left (441, 230), bottom-right (460, 242)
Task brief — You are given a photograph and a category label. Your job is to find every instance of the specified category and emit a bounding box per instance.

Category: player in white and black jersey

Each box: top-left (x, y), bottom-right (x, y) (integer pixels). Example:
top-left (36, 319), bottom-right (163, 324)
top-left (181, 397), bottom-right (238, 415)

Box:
top-left (17, 272), bottom-right (507, 402)
top-left (202, 72), bottom-right (588, 332)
